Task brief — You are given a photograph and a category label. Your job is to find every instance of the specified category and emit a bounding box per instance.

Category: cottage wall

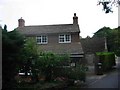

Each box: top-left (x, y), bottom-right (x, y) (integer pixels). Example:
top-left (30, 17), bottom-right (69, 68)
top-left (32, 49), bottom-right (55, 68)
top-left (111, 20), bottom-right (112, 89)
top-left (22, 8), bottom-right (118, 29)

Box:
top-left (71, 33), bottom-right (80, 42)
top-left (25, 33), bottom-right (83, 57)
top-left (85, 53), bottom-right (95, 65)
top-left (27, 32), bottom-right (80, 45)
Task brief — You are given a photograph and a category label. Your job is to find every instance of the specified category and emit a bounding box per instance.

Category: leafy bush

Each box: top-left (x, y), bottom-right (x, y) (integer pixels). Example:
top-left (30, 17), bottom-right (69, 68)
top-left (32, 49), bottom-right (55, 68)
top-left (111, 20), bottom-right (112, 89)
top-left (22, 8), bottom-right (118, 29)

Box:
top-left (36, 52), bottom-right (70, 81)
top-left (71, 65), bottom-right (87, 82)
top-left (54, 65), bottom-right (87, 82)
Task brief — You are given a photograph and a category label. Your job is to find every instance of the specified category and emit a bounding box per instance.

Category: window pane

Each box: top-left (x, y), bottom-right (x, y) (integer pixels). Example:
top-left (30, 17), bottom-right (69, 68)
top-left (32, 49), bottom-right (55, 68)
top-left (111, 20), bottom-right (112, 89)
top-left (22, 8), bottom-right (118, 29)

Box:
top-left (36, 36), bottom-right (42, 43)
top-left (36, 36), bottom-right (47, 44)
top-left (60, 38), bottom-right (64, 42)
top-left (42, 36), bottom-right (47, 43)
top-left (59, 34), bottom-right (71, 43)
top-left (37, 39), bottom-right (41, 43)
top-left (60, 35), bottom-right (64, 37)
top-left (66, 35), bottom-right (70, 42)
top-left (59, 35), bottom-right (64, 42)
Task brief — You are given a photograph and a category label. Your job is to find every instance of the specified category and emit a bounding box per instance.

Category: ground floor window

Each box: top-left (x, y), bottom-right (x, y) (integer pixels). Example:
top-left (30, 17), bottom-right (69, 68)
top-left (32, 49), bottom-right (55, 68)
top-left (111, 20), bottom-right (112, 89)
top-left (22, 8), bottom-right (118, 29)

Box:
top-left (36, 35), bottom-right (48, 44)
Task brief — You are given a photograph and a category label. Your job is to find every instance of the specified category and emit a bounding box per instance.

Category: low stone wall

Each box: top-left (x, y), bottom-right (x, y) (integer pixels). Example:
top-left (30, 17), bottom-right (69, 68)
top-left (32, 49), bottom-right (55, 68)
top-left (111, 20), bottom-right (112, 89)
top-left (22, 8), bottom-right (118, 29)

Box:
top-left (85, 53), bottom-right (95, 66)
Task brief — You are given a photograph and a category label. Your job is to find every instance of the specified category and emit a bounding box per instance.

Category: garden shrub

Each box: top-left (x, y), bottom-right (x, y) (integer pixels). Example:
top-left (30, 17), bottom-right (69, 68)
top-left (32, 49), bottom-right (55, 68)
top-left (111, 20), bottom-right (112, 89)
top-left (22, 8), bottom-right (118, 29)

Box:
top-left (54, 65), bottom-right (87, 82)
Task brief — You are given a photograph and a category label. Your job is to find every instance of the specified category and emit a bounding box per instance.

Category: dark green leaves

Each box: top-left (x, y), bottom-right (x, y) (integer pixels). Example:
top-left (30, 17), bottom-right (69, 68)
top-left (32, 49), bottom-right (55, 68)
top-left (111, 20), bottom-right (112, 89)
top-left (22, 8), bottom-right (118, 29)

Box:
top-left (93, 26), bottom-right (120, 56)
top-left (97, 0), bottom-right (120, 13)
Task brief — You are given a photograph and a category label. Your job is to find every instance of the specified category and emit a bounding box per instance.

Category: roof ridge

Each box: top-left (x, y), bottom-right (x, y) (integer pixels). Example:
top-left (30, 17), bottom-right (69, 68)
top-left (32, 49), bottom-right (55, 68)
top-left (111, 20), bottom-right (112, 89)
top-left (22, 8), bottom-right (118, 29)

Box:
top-left (17, 23), bottom-right (80, 35)
top-left (25, 24), bottom-right (74, 27)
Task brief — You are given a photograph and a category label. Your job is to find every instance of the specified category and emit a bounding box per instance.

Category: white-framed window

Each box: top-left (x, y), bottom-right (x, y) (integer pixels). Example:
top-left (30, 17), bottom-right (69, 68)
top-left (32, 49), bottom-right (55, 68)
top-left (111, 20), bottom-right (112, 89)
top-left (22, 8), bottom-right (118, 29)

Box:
top-left (36, 35), bottom-right (48, 44)
top-left (59, 34), bottom-right (71, 43)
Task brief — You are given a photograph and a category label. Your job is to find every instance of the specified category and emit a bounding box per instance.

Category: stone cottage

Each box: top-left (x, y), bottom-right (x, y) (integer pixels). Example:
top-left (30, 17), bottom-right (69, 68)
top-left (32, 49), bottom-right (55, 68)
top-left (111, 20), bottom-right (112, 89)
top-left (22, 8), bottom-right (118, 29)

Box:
top-left (16, 13), bottom-right (84, 65)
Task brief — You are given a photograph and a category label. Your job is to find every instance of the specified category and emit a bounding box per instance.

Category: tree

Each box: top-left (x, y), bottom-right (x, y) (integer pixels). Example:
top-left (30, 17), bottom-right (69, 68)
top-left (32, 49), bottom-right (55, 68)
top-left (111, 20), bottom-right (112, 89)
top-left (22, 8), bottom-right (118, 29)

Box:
top-left (97, 0), bottom-right (120, 13)
top-left (2, 27), bottom-right (24, 89)
top-left (114, 27), bottom-right (120, 56)
top-left (4, 24), bottom-right (7, 31)
top-left (93, 26), bottom-right (112, 37)
top-left (93, 26), bottom-right (120, 56)
top-left (18, 37), bottom-right (39, 82)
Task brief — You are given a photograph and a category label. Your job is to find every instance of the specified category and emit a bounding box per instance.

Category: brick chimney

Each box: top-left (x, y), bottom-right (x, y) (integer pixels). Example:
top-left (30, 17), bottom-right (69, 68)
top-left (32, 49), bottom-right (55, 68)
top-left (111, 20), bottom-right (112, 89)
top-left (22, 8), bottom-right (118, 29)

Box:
top-left (73, 13), bottom-right (78, 25)
top-left (18, 17), bottom-right (25, 27)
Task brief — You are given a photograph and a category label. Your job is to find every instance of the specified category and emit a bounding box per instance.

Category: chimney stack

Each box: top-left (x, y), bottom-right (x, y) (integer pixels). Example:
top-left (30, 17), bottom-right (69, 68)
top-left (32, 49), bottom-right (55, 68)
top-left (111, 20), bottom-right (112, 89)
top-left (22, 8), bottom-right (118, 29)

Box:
top-left (18, 17), bottom-right (25, 27)
top-left (73, 13), bottom-right (78, 25)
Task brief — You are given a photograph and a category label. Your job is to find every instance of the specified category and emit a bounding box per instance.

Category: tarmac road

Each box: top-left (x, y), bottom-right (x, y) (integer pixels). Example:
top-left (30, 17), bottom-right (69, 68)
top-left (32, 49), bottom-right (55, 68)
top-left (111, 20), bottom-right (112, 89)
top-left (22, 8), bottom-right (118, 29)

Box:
top-left (87, 70), bottom-right (119, 88)
top-left (86, 57), bottom-right (120, 88)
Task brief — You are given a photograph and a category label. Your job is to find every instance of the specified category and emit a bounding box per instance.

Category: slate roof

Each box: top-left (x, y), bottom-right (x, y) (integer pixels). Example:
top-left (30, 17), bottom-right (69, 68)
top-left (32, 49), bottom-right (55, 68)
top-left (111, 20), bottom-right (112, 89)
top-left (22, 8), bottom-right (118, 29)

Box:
top-left (38, 42), bottom-right (84, 55)
top-left (81, 37), bottom-right (105, 53)
top-left (16, 24), bottom-right (80, 36)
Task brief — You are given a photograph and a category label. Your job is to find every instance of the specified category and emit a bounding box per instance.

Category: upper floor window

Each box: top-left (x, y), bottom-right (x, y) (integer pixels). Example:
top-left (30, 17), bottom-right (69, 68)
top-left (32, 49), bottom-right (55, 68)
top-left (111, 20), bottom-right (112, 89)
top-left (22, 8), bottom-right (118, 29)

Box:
top-left (59, 34), bottom-right (71, 43)
top-left (36, 35), bottom-right (48, 44)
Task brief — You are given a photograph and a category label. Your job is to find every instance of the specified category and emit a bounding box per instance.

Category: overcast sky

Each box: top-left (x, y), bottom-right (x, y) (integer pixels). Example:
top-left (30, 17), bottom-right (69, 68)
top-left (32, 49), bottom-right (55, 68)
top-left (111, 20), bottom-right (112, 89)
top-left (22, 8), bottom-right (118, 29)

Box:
top-left (0, 0), bottom-right (118, 38)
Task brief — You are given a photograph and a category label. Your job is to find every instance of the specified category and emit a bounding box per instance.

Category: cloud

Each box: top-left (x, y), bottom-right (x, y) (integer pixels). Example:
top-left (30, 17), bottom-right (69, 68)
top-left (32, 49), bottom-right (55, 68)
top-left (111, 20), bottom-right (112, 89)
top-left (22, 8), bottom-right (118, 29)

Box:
top-left (0, 0), bottom-right (118, 37)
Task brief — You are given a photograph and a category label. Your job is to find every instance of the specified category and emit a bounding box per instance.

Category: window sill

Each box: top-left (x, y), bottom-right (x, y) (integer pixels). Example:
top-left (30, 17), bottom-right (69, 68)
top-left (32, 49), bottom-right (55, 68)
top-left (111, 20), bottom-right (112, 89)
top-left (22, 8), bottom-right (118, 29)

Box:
top-left (37, 43), bottom-right (48, 45)
top-left (59, 42), bottom-right (71, 44)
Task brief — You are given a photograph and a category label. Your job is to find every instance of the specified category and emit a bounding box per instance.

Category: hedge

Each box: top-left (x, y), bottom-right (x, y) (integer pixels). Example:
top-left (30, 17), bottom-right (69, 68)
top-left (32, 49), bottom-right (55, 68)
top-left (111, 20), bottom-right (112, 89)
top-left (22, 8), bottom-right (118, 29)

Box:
top-left (96, 52), bottom-right (116, 72)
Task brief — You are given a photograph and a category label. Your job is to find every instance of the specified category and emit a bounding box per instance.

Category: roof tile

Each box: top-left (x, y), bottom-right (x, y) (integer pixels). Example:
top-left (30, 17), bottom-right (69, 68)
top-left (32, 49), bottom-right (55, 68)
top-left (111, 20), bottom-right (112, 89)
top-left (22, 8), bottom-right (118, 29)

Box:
top-left (16, 24), bottom-right (80, 36)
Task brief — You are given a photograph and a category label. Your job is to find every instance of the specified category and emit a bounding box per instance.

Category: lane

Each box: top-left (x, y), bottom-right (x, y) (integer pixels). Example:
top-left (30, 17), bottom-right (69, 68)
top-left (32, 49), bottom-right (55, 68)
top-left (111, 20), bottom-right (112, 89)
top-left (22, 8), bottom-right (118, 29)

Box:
top-left (67, 57), bottom-right (120, 89)
top-left (87, 70), bottom-right (118, 88)
top-left (87, 56), bottom-right (120, 88)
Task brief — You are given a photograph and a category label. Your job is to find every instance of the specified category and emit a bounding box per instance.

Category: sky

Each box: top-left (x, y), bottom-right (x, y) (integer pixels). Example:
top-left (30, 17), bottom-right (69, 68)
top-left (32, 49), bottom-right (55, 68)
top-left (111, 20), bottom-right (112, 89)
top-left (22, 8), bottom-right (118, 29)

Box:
top-left (0, 0), bottom-right (118, 38)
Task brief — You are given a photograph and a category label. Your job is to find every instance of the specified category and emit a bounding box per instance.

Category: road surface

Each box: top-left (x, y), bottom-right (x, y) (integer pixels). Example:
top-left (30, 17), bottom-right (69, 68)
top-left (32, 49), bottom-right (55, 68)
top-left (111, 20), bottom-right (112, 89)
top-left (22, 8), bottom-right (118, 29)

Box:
top-left (87, 70), bottom-right (119, 88)
top-left (87, 56), bottom-right (120, 88)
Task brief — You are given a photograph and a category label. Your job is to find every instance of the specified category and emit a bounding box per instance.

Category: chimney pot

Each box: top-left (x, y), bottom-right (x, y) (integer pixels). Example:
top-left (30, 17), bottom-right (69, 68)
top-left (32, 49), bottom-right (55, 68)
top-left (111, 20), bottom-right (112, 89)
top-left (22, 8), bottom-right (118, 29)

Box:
top-left (73, 13), bottom-right (78, 25)
top-left (18, 17), bottom-right (25, 27)
top-left (74, 13), bottom-right (76, 16)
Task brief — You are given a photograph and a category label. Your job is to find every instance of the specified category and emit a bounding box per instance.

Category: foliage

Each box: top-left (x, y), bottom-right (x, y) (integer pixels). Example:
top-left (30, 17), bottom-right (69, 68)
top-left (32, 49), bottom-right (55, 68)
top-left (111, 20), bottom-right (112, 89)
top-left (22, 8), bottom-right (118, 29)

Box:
top-left (36, 52), bottom-right (70, 81)
top-left (93, 26), bottom-right (120, 56)
top-left (97, 0), bottom-right (120, 13)
top-left (37, 53), bottom-right (70, 68)
top-left (17, 37), bottom-right (40, 80)
top-left (17, 37), bottom-right (71, 82)
top-left (93, 27), bottom-right (112, 37)
top-left (114, 27), bottom-right (120, 56)
top-left (2, 27), bottom-right (25, 89)
top-left (19, 37), bottom-right (39, 65)
top-left (4, 24), bottom-right (7, 31)
top-left (96, 52), bottom-right (114, 55)
top-left (54, 65), bottom-right (87, 81)
top-left (67, 65), bottom-right (87, 82)
top-left (96, 52), bottom-right (116, 72)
